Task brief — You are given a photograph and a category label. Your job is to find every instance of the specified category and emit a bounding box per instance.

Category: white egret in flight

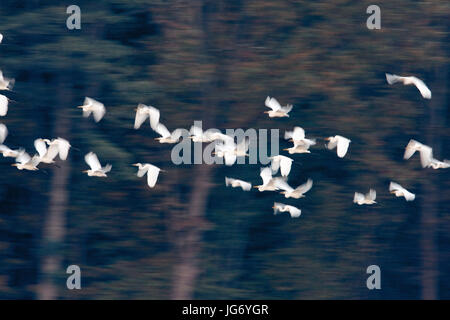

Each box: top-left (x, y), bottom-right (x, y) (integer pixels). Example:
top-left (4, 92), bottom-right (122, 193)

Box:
top-left (0, 33), bottom-right (3, 43)
top-left (325, 135), bottom-right (351, 158)
top-left (273, 202), bottom-right (301, 218)
top-left (269, 155), bottom-right (293, 177)
top-left (34, 138), bottom-right (58, 164)
top-left (278, 178), bottom-right (313, 199)
top-left (83, 152), bottom-right (111, 177)
top-left (44, 137), bottom-right (72, 160)
top-left (0, 94), bottom-right (8, 116)
top-left (264, 96), bottom-right (293, 118)
top-left (353, 189), bottom-right (377, 205)
top-left (132, 163), bottom-right (164, 188)
top-left (134, 104), bottom-right (160, 130)
top-left (254, 167), bottom-right (286, 192)
top-left (0, 70), bottom-right (14, 91)
top-left (386, 73), bottom-right (431, 99)
top-left (189, 125), bottom-right (230, 143)
top-left (154, 123), bottom-right (184, 144)
top-left (403, 139), bottom-right (448, 169)
top-left (77, 97), bottom-right (106, 122)
top-left (12, 151), bottom-right (40, 171)
top-left (0, 144), bottom-right (24, 158)
top-left (225, 177), bottom-right (252, 191)
top-left (215, 137), bottom-right (249, 166)
top-left (0, 123), bottom-right (8, 144)
top-left (389, 182), bottom-right (415, 201)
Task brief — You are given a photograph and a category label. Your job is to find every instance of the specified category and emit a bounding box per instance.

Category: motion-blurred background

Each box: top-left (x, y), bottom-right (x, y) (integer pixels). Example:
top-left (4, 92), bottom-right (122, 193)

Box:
top-left (0, 0), bottom-right (448, 299)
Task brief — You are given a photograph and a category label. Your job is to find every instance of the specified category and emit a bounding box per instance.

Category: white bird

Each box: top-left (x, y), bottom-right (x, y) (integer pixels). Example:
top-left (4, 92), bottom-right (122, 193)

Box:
top-left (134, 104), bottom-right (160, 130)
top-left (325, 135), bottom-right (351, 158)
top-left (132, 163), bottom-right (164, 188)
top-left (154, 123), bottom-right (183, 144)
top-left (35, 137), bottom-right (71, 163)
top-left (0, 94), bottom-right (8, 116)
top-left (285, 126), bottom-right (316, 148)
top-left (277, 178), bottom-right (313, 199)
top-left (403, 139), bottom-right (447, 169)
top-left (273, 202), bottom-right (301, 218)
top-left (12, 151), bottom-right (40, 171)
top-left (0, 144), bottom-right (24, 158)
top-left (253, 167), bottom-right (286, 192)
top-left (386, 73), bottom-right (431, 99)
top-left (264, 96), bottom-right (293, 118)
top-left (0, 123), bottom-right (8, 144)
top-left (427, 158), bottom-right (450, 169)
top-left (83, 152), bottom-right (111, 177)
top-left (225, 177), bottom-right (252, 191)
top-left (0, 33), bottom-right (3, 43)
top-left (44, 137), bottom-right (72, 161)
top-left (389, 182), bottom-right (415, 201)
top-left (189, 125), bottom-right (230, 143)
top-left (0, 70), bottom-right (14, 91)
top-left (354, 189), bottom-right (377, 205)
top-left (34, 138), bottom-right (59, 164)
top-left (269, 155), bottom-right (293, 177)
top-left (77, 97), bottom-right (106, 122)
top-left (215, 137), bottom-right (249, 166)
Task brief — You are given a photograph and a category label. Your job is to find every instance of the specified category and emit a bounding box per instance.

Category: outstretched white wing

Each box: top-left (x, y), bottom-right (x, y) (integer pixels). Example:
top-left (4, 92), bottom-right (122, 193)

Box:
top-left (155, 123), bottom-right (171, 138)
top-left (336, 136), bottom-right (350, 158)
top-left (260, 167), bottom-right (273, 186)
top-left (411, 77), bottom-right (431, 99)
top-left (146, 164), bottom-right (161, 188)
top-left (295, 179), bottom-right (313, 195)
top-left (134, 105), bottom-right (149, 129)
top-left (0, 95), bottom-right (8, 116)
top-left (34, 139), bottom-right (48, 158)
top-left (148, 106), bottom-right (160, 130)
top-left (265, 96), bottom-right (281, 111)
top-left (367, 189), bottom-right (376, 201)
top-left (85, 152), bottom-right (102, 171)
top-left (0, 123), bottom-right (8, 144)
top-left (56, 138), bottom-right (71, 160)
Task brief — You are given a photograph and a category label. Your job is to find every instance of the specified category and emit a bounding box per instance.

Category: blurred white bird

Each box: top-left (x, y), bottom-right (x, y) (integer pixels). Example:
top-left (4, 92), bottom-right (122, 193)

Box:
top-left (154, 123), bottom-right (184, 144)
top-left (132, 163), bottom-right (164, 188)
top-left (403, 139), bottom-right (448, 169)
top-left (225, 177), bottom-right (252, 191)
top-left (278, 178), bottom-right (313, 199)
top-left (34, 138), bottom-right (59, 164)
top-left (77, 97), bottom-right (106, 122)
top-left (389, 182), bottom-right (415, 201)
top-left (427, 158), bottom-right (450, 169)
top-left (269, 155), bottom-right (293, 177)
top-left (0, 123), bottom-right (8, 144)
top-left (325, 135), bottom-right (351, 158)
top-left (354, 189), bottom-right (377, 205)
top-left (12, 151), bottom-right (40, 171)
top-left (83, 152), bottom-right (111, 177)
top-left (0, 33), bottom-right (3, 43)
top-left (0, 70), bottom-right (14, 91)
top-left (0, 144), bottom-right (24, 158)
top-left (134, 104), bottom-right (160, 130)
top-left (386, 73), bottom-right (431, 99)
top-left (215, 137), bottom-right (249, 166)
top-left (35, 137), bottom-right (71, 163)
top-left (0, 94), bottom-right (8, 116)
top-left (273, 202), bottom-right (301, 218)
top-left (285, 126), bottom-right (316, 149)
top-left (189, 125), bottom-right (231, 143)
top-left (254, 167), bottom-right (286, 192)
top-left (264, 96), bottom-right (293, 118)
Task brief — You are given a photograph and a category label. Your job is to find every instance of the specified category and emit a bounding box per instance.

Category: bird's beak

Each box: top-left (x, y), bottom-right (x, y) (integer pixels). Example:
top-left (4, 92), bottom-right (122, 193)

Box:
top-left (77, 106), bottom-right (83, 109)
top-left (253, 186), bottom-right (260, 188)
top-left (264, 111), bottom-right (270, 114)
top-left (283, 148), bottom-right (289, 151)
top-left (154, 138), bottom-right (161, 141)
top-left (272, 206), bottom-right (276, 209)
top-left (280, 191), bottom-right (286, 194)
top-left (82, 170), bottom-right (88, 173)
top-left (324, 137), bottom-right (330, 141)
top-left (11, 164), bottom-right (17, 167)
top-left (289, 139), bottom-right (293, 142)
top-left (132, 163), bottom-right (139, 166)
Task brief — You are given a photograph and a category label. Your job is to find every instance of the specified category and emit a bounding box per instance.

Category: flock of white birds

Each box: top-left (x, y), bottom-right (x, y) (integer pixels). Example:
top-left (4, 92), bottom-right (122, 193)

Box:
top-left (0, 32), bottom-right (448, 219)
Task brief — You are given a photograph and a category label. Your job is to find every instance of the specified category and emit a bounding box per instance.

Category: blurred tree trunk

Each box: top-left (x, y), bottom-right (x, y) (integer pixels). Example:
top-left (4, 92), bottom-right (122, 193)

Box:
top-left (37, 76), bottom-right (71, 300)
top-left (171, 0), bottom-right (226, 299)
top-left (420, 65), bottom-right (447, 299)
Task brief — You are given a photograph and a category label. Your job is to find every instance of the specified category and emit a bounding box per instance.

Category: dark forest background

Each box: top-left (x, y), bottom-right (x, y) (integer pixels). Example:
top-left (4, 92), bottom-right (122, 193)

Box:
top-left (0, 0), bottom-right (448, 299)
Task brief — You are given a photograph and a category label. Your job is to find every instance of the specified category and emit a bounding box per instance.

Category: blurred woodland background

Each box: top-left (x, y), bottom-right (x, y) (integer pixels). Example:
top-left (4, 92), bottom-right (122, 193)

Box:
top-left (0, 0), bottom-right (448, 299)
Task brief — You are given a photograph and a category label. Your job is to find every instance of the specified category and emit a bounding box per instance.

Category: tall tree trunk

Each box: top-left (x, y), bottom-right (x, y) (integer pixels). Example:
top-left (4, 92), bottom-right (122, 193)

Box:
top-left (37, 77), bottom-right (71, 300)
top-left (420, 66), bottom-right (447, 299)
